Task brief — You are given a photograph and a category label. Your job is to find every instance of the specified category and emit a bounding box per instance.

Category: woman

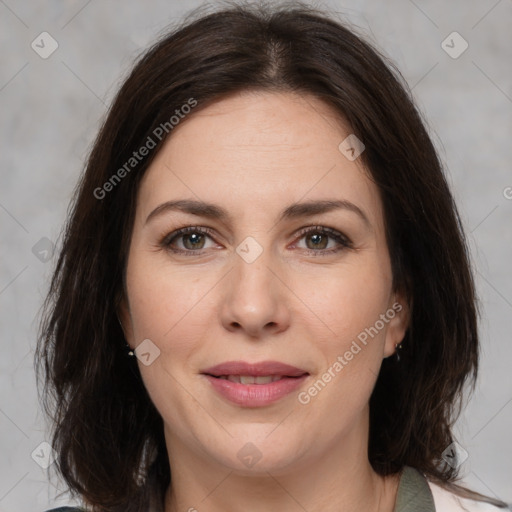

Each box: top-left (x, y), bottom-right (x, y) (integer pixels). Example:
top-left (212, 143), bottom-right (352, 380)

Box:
top-left (36, 3), bottom-right (510, 511)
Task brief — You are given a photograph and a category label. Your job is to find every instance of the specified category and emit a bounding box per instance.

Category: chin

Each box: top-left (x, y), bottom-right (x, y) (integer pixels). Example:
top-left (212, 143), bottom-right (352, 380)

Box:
top-left (205, 431), bottom-right (307, 476)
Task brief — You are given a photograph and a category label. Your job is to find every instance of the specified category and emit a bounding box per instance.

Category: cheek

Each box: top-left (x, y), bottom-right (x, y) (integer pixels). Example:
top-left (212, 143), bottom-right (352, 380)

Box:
top-left (293, 257), bottom-right (392, 345)
top-left (124, 259), bottom-right (215, 421)
top-left (125, 253), bottom-right (217, 342)
top-left (297, 274), bottom-right (391, 420)
top-left (294, 261), bottom-right (393, 416)
top-left (124, 253), bottom-right (225, 409)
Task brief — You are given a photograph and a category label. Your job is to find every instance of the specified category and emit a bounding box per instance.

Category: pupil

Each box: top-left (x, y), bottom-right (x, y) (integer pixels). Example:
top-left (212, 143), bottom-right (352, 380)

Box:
top-left (307, 233), bottom-right (327, 250)
top-left (184, 233), bottom-right (204, 249)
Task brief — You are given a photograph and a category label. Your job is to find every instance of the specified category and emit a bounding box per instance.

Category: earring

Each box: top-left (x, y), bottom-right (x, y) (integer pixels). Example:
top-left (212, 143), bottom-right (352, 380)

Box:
top-left (395, 342), bottom-right (403, 363)
top-left (117, 315), bottom-right (135, 357)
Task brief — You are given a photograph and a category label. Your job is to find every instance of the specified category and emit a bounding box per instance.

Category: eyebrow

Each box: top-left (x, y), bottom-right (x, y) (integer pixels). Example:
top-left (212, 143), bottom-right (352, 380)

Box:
top-left (145, 198), bottom-right (371, 229)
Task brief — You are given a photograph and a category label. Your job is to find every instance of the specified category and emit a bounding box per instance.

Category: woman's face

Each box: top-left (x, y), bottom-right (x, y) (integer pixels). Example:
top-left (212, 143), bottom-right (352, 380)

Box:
top-left (121, 91), bottom-right (408, 475)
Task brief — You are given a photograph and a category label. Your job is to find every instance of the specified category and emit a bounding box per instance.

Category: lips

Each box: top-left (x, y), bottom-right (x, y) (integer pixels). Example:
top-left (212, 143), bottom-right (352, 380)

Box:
top-left (201, 361), bottom-right (309, 407)
top-left (202, 360), bottom-right (308, 379)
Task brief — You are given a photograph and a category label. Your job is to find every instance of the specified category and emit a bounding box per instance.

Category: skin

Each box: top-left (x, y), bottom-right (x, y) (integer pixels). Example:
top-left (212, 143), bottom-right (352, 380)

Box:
top-left (120, 91), bottom-right (410, 512)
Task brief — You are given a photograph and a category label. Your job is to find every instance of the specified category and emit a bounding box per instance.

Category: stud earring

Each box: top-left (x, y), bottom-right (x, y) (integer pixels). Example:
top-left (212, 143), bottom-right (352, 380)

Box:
top-left (116, 314), bottom-right (135, 357)
top-left (395, 342), bottom-right (403, 363)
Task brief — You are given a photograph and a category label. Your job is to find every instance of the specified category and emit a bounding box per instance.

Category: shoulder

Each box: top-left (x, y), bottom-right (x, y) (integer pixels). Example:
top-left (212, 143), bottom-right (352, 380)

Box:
top-left (428, 481), bottom-right (511, 511)
top-left (44, 508), bottom-right (85, 511)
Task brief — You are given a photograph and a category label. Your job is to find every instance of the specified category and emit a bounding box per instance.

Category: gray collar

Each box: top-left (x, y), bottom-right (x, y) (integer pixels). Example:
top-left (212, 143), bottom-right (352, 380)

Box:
top-left (394, 466), bottom-right (436, 512)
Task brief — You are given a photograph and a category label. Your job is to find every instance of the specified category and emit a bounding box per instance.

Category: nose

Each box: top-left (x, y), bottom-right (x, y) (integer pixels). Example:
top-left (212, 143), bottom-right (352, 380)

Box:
top-left (219, 248), bottom-right (291, 338)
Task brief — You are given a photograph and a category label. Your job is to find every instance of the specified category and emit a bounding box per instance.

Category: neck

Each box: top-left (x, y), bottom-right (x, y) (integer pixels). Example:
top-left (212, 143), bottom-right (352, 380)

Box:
top-left (163, 411), bottom-right (399, 512)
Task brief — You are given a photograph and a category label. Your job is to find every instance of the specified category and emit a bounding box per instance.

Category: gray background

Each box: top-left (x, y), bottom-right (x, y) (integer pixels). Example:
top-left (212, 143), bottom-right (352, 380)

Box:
top-left (1, 0), bottom-right (511, 510)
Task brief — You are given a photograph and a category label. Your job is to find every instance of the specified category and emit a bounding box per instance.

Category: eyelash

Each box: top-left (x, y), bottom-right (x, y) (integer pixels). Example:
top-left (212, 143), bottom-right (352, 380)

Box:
top-left (160, 225), bottom-right (352, 257)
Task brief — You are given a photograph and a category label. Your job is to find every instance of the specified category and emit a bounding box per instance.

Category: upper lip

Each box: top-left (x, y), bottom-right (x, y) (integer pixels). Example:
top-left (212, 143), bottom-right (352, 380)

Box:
top-left (202, 360), bottom-right (308, 377)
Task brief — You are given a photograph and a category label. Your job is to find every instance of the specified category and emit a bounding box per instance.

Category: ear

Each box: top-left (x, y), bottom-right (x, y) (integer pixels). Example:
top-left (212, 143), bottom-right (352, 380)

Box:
top-left (116, 293), bottom-right (135, 347)
top-left (383, 290), bottom-right (411, 358)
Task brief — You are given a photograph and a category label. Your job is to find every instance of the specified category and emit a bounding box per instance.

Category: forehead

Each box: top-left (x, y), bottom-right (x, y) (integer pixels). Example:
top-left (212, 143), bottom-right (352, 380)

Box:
top-left (137, 91), bottom-right (384, 229)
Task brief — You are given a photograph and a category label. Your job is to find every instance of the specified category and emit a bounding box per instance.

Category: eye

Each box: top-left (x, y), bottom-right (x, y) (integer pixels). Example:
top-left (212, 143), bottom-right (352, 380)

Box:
top-left (292, 226), bottom-right (352, 255)
top-left (161, 226), bottom-right (218, 254)
top-left (160, 225), bottom-right (352, 257)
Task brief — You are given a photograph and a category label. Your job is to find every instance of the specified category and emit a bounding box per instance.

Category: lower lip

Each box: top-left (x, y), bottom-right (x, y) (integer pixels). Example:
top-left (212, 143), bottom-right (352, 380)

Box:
top-left (203, 374), bottom-right (309, 407)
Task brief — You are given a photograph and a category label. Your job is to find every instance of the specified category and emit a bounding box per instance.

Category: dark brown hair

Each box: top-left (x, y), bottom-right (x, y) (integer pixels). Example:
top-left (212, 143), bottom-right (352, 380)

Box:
top-left (36, 2), bottom-right (507, 510)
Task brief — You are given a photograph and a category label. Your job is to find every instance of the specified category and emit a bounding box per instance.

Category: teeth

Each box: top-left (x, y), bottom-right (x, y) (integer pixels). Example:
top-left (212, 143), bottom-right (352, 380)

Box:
top-left (218, 375), bottom-right (283, 384)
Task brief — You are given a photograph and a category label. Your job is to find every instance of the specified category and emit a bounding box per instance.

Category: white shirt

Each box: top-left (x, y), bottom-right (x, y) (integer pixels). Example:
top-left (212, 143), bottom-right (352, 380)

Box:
top-left (428, 481), bottom-right (511, 511)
